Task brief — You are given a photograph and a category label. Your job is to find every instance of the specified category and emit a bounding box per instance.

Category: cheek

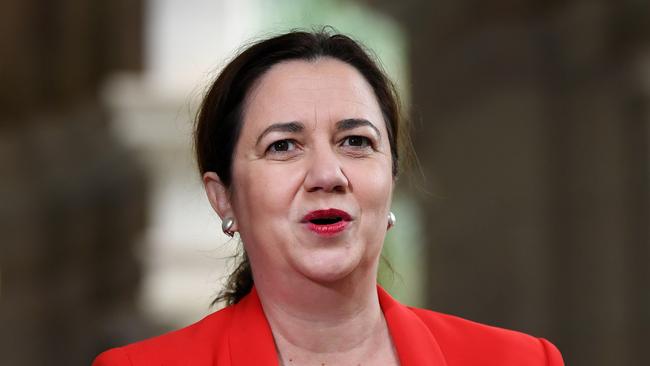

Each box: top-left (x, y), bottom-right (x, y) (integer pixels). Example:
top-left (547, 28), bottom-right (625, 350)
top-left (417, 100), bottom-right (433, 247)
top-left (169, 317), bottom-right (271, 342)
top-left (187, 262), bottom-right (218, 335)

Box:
top-left (347, 159), bottom-right (393, 209)
top-left (348, 163), bottom-right (392, 259)
top-left (232, 162), bottom-right (301, 225)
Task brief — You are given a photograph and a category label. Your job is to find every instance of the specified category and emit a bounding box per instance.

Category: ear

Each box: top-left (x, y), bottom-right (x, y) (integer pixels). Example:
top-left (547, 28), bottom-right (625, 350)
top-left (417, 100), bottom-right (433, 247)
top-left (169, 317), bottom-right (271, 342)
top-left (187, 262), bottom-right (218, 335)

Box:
top-left (203, 172), bottom-right (238, 232)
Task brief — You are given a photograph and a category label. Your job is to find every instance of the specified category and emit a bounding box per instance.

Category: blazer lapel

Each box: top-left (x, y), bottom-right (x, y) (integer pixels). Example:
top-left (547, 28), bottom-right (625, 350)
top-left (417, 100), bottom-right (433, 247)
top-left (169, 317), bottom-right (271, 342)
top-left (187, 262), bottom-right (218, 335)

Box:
top-left (379, 287), bottom-right (449, 366)
top-left (228, 287), bottom-right (280, 366)
top-left (228, 286), bottom-right (448, 366)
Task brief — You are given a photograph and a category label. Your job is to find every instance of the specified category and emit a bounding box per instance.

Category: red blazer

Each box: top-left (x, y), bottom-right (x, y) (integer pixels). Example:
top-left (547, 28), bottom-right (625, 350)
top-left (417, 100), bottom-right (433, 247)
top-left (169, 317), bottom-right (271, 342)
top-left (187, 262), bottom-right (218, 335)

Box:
top-left (93, 287), bottom-right (564, 365)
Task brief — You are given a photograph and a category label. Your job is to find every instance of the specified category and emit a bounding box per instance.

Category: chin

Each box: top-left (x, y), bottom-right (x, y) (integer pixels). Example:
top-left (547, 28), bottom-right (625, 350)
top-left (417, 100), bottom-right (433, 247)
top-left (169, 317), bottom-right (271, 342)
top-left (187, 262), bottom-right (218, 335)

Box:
top-left (295, 248), bottom-right (368, 284)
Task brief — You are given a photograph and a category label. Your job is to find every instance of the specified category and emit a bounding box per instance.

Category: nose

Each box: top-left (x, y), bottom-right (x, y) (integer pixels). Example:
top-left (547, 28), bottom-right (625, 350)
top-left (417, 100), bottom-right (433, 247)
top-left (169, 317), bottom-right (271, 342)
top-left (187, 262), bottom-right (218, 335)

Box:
top-left (303, 145), bottom-right (349, 193)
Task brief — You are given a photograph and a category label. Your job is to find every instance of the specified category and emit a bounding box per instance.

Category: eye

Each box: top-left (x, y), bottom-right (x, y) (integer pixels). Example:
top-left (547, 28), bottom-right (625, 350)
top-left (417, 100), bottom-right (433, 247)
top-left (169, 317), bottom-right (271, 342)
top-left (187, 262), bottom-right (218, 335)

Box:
top-left (266, 139), bottom-right (296, 153)
top-left (341, 135), bottom-right (371, 148)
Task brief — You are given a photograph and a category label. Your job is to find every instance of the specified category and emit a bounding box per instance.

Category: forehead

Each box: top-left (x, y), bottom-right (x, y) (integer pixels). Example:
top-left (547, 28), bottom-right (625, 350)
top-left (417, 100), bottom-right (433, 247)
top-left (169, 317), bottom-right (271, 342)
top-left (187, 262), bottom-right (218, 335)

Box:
top-left (242, 58), bottom-right (384, 128)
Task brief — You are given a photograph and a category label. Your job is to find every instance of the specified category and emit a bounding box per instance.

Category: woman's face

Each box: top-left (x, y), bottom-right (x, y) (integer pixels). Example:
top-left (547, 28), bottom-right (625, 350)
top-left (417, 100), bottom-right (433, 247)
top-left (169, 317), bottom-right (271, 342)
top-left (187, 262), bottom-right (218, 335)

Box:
top-left (224, 58), bottom-right (393, 284)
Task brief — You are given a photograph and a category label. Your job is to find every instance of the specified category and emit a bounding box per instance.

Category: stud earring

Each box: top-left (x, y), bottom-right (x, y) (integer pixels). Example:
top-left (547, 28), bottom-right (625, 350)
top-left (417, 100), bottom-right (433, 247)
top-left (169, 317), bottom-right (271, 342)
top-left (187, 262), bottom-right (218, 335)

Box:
top-left (387, 211), bottom-right (396, 230)
top-left (222, 217), bottom-right (236, 237)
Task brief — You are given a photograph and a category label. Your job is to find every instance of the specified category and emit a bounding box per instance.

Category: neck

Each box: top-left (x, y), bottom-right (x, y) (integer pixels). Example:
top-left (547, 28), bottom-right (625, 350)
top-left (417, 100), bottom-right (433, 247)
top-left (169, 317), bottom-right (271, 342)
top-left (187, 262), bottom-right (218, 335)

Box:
top-left (253, 266), bottom-right (393, 363)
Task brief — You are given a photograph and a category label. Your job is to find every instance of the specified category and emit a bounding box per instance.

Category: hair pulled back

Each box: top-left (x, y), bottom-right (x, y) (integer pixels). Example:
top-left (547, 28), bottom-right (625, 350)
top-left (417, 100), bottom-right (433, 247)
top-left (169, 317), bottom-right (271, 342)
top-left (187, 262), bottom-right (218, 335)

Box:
top-left (195, 28), bottom-right (405, 306)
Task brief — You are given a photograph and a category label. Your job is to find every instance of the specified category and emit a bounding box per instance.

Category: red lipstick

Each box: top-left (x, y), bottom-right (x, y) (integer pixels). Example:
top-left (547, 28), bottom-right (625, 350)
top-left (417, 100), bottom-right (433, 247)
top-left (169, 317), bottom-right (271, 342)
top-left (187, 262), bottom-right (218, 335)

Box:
top-left (302, 209), bottom-right (351, 236)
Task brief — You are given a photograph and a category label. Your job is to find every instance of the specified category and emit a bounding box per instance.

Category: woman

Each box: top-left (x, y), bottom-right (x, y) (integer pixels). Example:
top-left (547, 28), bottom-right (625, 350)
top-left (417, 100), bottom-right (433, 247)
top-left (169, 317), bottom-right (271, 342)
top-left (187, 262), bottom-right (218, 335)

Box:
top-left (93, 30), bottom-right (564, 365)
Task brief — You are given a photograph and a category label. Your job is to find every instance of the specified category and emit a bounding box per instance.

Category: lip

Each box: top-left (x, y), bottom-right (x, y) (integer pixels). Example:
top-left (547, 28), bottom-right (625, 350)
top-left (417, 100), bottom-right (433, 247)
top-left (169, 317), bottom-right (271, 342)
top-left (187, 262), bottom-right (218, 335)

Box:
top-left (302, 208), bottom-right (352, 237)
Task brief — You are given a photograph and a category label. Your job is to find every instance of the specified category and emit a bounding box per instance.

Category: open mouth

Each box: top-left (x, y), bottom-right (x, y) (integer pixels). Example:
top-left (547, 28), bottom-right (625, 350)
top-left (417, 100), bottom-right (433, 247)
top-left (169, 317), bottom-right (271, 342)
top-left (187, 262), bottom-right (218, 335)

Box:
top-left (302, 209), bottom-right (351, 224)
top-left (309, 217), bottom-right (343, 225)
top-left (302, 209), bottom-right (351, 236)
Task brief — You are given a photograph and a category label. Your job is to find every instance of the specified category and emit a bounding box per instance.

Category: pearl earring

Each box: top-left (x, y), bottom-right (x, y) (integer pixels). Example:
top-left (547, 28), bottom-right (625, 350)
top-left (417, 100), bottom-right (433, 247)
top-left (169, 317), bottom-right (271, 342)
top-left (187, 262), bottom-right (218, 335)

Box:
top-left (222, 217), bottom-right (236, 237)
top-left (387, 211), bottom-right (396, 229)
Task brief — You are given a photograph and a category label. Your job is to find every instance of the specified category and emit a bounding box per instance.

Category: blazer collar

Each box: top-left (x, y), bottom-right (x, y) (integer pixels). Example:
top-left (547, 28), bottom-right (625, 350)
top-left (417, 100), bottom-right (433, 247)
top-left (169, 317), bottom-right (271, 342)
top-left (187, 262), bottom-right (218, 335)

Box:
top-left (228, 286), bottom-right (448, 366)
top-left (228, 287), bottom-right (280, 365)
top-left (378, 286), bottom-right (448, 365)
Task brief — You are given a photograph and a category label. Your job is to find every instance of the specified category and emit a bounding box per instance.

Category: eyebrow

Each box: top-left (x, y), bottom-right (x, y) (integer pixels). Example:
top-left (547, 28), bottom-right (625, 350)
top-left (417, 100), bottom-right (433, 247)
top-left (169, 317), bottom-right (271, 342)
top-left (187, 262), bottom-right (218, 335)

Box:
top-left (336, 118), bottom-right (381, 138)
top-left (256, 121), bottom-right (304, 145)
top-left (255, 118), bottom-right (381, 146)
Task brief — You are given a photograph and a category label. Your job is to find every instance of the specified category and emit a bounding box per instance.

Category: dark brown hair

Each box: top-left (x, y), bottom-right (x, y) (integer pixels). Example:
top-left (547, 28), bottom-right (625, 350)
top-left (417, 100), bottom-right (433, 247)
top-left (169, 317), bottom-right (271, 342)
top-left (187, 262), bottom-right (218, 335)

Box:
top-left (195, 28), bottom-right (405, 305)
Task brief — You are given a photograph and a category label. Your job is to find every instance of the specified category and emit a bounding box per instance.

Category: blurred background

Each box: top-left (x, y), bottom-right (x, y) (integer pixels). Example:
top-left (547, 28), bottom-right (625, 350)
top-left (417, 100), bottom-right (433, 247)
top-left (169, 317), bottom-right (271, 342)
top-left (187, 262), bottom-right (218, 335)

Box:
top-left (1, 0), bottom-right (648, 365)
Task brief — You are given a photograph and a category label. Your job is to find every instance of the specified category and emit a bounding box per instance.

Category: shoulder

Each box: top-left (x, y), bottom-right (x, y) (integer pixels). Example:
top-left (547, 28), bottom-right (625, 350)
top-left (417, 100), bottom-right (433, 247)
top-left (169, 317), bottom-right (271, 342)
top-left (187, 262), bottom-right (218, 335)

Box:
top-left (409, 307), bottom-right (564, 366)
top-left (92, 305), bottom-right (235, 366)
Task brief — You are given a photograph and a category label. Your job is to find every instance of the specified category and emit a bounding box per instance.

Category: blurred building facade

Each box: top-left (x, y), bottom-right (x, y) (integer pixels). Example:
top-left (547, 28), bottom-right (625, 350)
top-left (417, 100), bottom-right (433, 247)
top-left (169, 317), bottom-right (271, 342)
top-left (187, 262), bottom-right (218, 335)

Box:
top-left (368, 1), bottom-right (650, 365)
top-left (1, 1), bottom-right (649, 366)
top-left (104, 0), bottom-right (264, 330)
top-left (0, 1), bottom-right (149, 365)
